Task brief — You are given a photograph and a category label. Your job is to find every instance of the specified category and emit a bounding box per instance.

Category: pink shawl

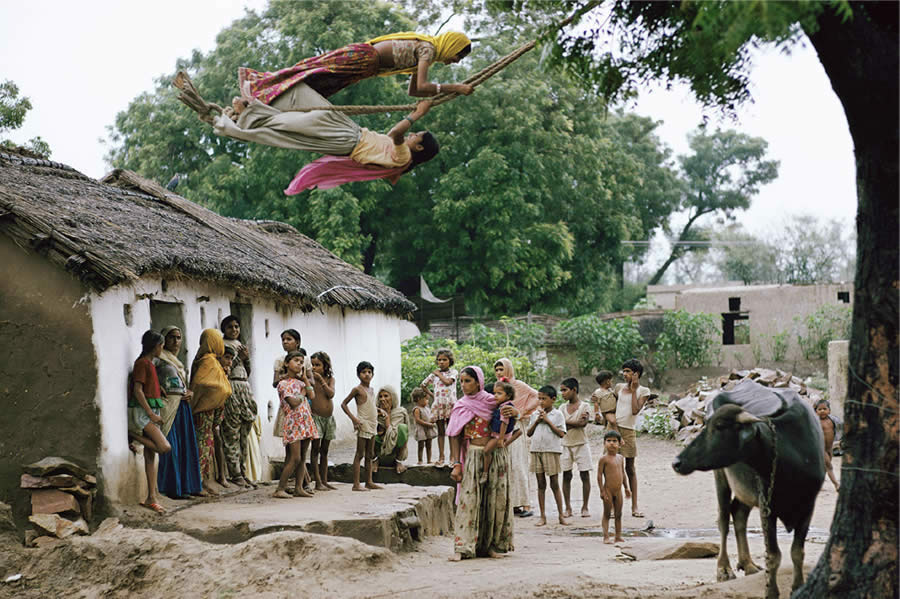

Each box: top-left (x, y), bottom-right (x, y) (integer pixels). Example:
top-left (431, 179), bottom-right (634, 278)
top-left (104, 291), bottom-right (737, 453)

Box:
top-left (446, 366), bottom-right (495, 437)
top-left (284, 155), bottom-right (407, 194)
top-left (495, 357), bottom-right (540, 417)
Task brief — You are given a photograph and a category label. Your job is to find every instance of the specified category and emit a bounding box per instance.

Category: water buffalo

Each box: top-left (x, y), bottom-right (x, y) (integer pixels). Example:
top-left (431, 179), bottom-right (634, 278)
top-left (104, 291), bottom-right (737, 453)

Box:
top-left (672, 380), bottom-right (825, 599)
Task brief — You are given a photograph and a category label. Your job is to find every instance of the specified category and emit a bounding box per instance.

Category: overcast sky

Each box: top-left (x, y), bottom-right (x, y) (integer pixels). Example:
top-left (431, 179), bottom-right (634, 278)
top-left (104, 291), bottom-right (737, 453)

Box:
top-left (1, 1), bottom-right (857, 241)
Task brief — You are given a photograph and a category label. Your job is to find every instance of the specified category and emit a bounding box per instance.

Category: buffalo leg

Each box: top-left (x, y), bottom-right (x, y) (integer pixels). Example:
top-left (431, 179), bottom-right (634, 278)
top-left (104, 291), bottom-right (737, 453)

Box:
top-left (760, 506), bottom-right (781, 599)
top-left (732, 498), bottom-right (761, 574)
top-left (791, 512), bottom-right (813, 592)
top-left (714, 470), bottom-right (736, 581)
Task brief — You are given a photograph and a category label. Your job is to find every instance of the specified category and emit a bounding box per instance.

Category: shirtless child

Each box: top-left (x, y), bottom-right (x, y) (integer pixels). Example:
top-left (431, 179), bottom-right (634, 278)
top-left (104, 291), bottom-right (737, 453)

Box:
top-left (815, 399), bottom-right (841, 491)
top-left (341, 361), bottom-right (382, 492)
top-left (597, 430), bottom-right (631, 543)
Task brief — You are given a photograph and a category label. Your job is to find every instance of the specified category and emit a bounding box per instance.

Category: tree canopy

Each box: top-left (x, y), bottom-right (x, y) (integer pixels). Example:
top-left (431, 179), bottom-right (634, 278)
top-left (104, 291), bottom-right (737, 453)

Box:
top-left (0, 79), bottom-right (50, 158)
top-left (105, 0), bottom-right (683, 315)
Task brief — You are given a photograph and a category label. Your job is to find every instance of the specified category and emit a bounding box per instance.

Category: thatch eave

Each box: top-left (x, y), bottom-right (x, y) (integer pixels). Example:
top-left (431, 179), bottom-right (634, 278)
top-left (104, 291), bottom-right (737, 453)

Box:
top-left (0, 151), bottom-right (415, 317)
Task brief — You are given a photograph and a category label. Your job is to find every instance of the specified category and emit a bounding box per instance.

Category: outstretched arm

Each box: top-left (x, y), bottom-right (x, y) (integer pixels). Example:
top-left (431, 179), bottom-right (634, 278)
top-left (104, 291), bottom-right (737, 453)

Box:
top-left (388, 101), bottom-right (432, 144)
top-left (407, 60), bottom-right (473, 97)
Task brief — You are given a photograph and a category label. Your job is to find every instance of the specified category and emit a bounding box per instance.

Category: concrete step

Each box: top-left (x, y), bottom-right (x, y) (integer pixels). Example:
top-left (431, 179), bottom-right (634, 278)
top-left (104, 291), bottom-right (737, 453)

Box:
top-left (166, 483), bottom-right (455, 552)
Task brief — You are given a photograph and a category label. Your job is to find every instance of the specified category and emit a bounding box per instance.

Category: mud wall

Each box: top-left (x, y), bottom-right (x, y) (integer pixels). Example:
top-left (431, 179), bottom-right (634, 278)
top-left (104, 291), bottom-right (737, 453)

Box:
top-left (0, 237), bottom-right (100, 527)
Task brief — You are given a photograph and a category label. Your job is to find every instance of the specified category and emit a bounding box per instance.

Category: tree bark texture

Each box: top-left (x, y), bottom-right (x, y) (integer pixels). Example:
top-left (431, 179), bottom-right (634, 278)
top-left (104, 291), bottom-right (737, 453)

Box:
top-left (797, 3), bottom-right (898, 598)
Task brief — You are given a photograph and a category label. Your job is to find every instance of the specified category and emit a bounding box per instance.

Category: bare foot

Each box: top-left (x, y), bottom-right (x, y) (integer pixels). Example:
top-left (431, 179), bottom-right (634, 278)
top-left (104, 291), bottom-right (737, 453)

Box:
top-left (218, 478), bottom-right (231, 488)
top-left (487, 549), bottom-right (506, 559)
top-left (563, 509), bottom-right (573, 518)
top-left (323, 482), bottom-right (338, 491)
top-left (396, 463), bottom-right (407, 474)
top-left (352, 485), bottom-right (369, 492)
top-left (273, 490), bottom-right (292, 499)
top-left (448, 553), bottom-right (462, 562)
top-left (614, 536), bottom-right (625, 543)
top-left (417, 461), bottom-right (424, 466)
top-left (559, 517), bottom-right (570, 525)
top-left (604, 537), bottom-right (612, 544)
top-left (632, 510), bottom-right (644, 518)
top-left (536, 518), bottom-right (547, 527)
top-left (294, 487), bottom-right (313, 498)
top-left (366, 483), bottom-right (382, 490)
top-left (581, 508), bottom-right (591, 518)
top-left (315, 483), bottom-right (328, 491)
top-left (202, 484), bottom-right (219, 497)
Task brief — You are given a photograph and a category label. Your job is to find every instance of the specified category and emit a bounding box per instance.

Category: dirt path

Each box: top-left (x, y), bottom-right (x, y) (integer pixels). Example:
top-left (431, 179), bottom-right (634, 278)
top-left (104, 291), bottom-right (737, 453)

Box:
top-left (0, 433), bottom-right (839, 599)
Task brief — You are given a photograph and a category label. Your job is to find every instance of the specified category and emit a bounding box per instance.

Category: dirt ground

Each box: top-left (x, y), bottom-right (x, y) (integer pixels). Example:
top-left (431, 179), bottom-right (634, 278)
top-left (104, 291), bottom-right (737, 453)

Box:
top-left (0, 429), bottom-right (840, 599)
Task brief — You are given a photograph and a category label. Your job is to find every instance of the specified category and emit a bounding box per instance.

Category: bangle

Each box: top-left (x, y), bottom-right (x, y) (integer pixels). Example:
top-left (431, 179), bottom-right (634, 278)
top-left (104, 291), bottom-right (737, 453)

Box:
top-left (404, 116), bottom-right (415, 125)
top-left (306, 385), bottom-right (314, 390)
top-left (435, 83), bottom-right (441, 94)
top-left (451, 460), bottom-right (461, 467)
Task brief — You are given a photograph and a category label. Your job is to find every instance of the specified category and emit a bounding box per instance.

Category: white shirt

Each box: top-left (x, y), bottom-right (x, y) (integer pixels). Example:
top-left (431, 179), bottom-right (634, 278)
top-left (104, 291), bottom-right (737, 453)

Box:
top-left (528, 408), bottom-right (567, 453)
top-left (615, 383), bottom-right (650, 430)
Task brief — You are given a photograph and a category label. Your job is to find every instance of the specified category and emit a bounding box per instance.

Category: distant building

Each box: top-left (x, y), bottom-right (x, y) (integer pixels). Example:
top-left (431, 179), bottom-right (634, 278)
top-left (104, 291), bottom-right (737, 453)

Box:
top-left (647, 282), bottom-right (853, 368)
top-left (0, 150), bottom-right (414, 511)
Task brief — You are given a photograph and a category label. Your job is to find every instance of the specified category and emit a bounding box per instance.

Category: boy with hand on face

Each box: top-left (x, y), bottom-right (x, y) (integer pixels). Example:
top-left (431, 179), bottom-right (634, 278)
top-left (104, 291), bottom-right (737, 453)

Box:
top-left (614, 359), bottom-right (650, 518)
top-left (527, 385), bottom-right (569, 526)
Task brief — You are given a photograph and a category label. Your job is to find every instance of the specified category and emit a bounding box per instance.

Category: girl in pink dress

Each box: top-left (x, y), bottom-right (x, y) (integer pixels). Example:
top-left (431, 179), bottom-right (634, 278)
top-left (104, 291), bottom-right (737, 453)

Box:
top-left (273, 350), bottom-right (319, 498)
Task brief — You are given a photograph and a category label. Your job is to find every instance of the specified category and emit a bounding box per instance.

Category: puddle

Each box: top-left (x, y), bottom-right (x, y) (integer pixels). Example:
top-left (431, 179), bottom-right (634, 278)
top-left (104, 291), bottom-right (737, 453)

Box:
top-left (571, 526), bottom-right (830, 539)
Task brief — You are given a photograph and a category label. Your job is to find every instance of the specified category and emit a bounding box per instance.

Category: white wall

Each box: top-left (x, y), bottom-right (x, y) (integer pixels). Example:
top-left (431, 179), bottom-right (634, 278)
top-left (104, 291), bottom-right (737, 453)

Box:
top-left (90, 276), bottom-right (405, 503)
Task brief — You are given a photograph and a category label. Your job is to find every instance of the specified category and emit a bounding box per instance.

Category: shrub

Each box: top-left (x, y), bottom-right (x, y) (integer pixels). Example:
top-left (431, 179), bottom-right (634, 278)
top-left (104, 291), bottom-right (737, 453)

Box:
top-left (795, 304), bottom-right (852, 360)
top-left (467, 316), bottom-right (546, 358)
top-left (638, 407), bottom-right (675, 438)
top-left (553, 314), bottom-right (648, 375)
top-left (771, 330), bottom-right (790, 362)
top-left (400, 334), bottom-right (541, 406)
top-left (655, 310), bottom-right (720, 369)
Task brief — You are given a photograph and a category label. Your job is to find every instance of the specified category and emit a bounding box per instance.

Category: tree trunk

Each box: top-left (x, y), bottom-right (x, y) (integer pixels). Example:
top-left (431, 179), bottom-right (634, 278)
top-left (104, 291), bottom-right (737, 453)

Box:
top-left (795, 4), bottom-right (898, 598)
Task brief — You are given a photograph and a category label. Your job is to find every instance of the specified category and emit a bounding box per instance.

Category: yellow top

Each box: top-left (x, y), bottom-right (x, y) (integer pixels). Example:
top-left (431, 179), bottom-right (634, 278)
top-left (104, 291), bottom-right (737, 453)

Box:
top-left (349, 128), bottom-right (412, 168)
top-left (367, 31), bottom-right (471, 76)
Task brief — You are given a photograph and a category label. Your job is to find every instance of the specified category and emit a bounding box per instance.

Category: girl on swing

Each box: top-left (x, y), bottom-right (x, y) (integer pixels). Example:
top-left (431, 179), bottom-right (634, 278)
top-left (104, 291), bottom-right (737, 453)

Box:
top-left (211, 80), bottom-right (439, 192)
top-left (239, 31), bottom-right (474, 104)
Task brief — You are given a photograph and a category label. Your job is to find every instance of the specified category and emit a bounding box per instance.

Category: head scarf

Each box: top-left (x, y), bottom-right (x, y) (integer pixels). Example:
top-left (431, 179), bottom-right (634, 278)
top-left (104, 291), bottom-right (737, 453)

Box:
top-left (495, 357), bottom-right (540, 417)
top-left (446, 365), bottom-right (495, 437)
top-left (367, 31), bottom-right (471, 76)
top-left (285, 155), bottom-right (407, 194)
top-left (376, 384), bottom-right (409, 458)
top-left (158, 326), bottom-right (188, 386)
top-left (189, 329), bottom-right (231, 413)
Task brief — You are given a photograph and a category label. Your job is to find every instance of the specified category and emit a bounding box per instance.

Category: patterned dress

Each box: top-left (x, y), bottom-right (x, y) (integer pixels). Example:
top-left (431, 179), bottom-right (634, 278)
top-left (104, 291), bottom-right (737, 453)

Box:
top-left (277, 378), bottom-right (318, 445)
top-left (421, 368), bottom-right (458, 421)
top-left (223, 339), bottom-right (258, 480)
top-left (453, 415), bottom-right (514, 558)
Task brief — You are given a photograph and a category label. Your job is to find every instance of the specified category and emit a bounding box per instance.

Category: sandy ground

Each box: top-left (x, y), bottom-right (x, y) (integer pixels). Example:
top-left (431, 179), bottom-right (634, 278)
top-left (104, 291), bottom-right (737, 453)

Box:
top-left (0, 430), bottom-right (840, 599)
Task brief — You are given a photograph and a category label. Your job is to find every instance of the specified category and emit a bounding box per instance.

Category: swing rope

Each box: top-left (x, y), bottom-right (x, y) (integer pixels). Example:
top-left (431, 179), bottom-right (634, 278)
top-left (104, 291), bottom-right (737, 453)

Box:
top-left (174, 5), bottom-right (592, 120)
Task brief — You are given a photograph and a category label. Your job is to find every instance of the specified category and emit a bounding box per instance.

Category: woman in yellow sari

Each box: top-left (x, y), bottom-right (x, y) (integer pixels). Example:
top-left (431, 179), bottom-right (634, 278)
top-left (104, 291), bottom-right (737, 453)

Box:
top-left (189, 329), bottom-right (232, 495)
top-left (239, 31), bottom-right (473, 106)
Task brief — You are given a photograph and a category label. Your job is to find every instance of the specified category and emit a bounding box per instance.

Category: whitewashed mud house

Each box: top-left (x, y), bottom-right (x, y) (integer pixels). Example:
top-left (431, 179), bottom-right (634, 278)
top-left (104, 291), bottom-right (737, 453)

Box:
top-left (0, 149), bottom-right (414, 515)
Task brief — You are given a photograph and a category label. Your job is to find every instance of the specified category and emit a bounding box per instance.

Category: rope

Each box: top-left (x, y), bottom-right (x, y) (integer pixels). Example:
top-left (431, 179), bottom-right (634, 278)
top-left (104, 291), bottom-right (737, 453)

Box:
top-left (174, 5), bottom-right (595, 119)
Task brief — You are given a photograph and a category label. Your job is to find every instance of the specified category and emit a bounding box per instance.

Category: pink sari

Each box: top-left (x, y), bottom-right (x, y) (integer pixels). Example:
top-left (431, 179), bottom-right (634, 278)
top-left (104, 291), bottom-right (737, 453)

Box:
top-left (285, 155), bottom-right (407, 194)
top-left (448, 366), bottom-right (495, 503)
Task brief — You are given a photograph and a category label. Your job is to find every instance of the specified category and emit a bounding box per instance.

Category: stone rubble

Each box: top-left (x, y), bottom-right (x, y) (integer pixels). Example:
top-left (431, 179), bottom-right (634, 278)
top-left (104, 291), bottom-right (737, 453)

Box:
top-left (20, 457), bottom-right (98, 544)
top-left (650, 368), bottom-right (826, 445)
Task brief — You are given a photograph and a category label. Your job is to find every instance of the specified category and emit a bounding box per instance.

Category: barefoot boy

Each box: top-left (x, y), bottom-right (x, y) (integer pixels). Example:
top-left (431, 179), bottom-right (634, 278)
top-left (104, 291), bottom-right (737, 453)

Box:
top-left (341, 361), bottom-right (381, 492)
top-left (614, 359), bottom-right (650, 518)
top-left (815, 399), bottom-right (842, 491)
top-left (597, 430), bottom-right (630, 543)
top-left (560, 378), bottom-right (593, 518)
top-left (527, 385), bottom-right (569, 526)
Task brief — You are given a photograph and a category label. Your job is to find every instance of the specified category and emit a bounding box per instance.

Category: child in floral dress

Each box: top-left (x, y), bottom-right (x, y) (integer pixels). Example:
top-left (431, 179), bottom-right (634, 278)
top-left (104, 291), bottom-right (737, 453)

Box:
top-left (420, 348), bottom-right (457, 466)
top-left (273, 350), bottom-right (318, 499)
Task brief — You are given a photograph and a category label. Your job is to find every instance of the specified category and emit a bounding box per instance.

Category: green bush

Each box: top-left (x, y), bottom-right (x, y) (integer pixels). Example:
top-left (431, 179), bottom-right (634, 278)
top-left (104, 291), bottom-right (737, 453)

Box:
top-left (795, 304), bottom-right (852, 360)
top-left (656, 310), bottom-right (720, 369)
top-left (400, 334), bottom-right (541, 406)
top-left (553, 314), bottom-right (648, 374)
top-left (638, 408), bottom-right (675, 438)
top-left (771, 330), bottom-right (790, 362)
top-left (467, 316), bottom-right (546, 357)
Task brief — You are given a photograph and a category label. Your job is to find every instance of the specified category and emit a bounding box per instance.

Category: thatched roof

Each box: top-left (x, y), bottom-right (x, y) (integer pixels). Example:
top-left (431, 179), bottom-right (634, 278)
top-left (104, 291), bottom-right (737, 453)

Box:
top-left (0, 150), bottom-right (415, 316)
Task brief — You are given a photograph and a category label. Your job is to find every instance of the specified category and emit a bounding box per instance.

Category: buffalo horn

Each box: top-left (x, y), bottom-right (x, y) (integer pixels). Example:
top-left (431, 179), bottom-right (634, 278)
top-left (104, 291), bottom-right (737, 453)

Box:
top-left (735, 410), bottom-right (763, 425)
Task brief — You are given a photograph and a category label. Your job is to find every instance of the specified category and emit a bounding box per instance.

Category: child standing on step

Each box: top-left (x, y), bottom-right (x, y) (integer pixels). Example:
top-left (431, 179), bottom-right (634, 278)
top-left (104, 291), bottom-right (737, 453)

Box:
top-left (420, 348), bottom-right (458, 466)
top-left (342, 361), bottom-right (381, 491)
top-left (411, 388), bottom-right (437, 465)
top-left (273, 350), bottom-right (317, 499)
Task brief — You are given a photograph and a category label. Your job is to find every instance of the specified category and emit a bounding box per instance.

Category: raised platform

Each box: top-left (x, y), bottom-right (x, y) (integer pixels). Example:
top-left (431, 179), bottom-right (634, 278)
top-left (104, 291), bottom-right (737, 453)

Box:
top-left (167, 482), bottom-right (455, 551)
top-left (271, 460), bottom-right (454, 487)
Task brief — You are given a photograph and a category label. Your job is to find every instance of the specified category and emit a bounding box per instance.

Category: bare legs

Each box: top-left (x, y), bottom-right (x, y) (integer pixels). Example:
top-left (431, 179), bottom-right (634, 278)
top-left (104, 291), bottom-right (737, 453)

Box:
top-left (132, 422), bottom-right (171, 508)
top-left (563, 469), bottom-right (592, 518)
top-left (417, 439), bottom-right (433, 464)
top-left (436, 419), bottom-right (447, 464)
top-left (602, 490), bottom-right (624, 543)
top-left (625, 457), bottom-right (642, 517)
top-left (352, 436), bottom-right (381, 491)
top-left (535, 472), bottom-right (568, 526)
top-left (318, 438), bottom-right (336, 490)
